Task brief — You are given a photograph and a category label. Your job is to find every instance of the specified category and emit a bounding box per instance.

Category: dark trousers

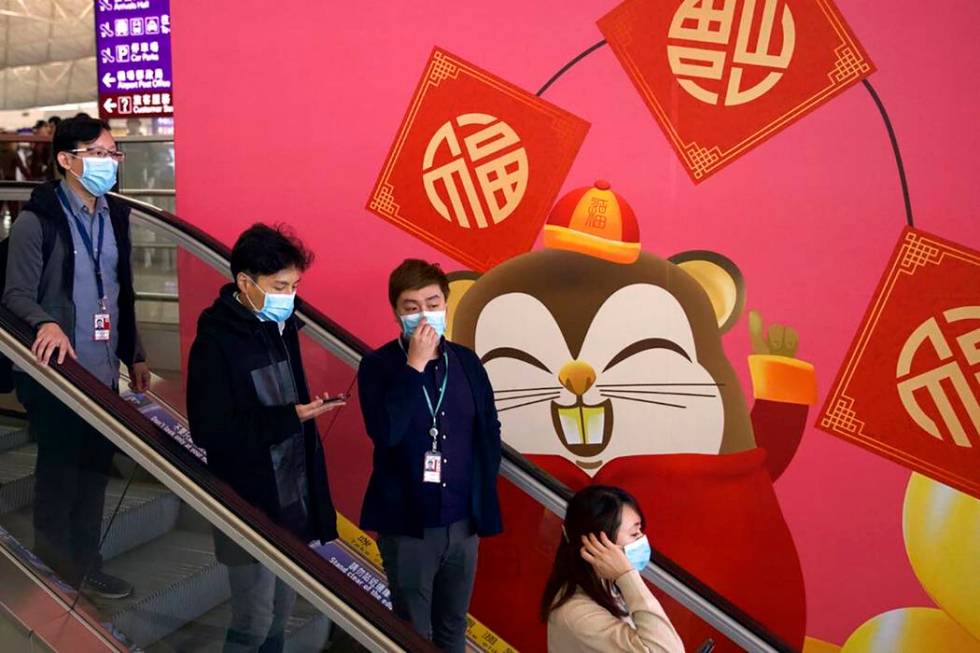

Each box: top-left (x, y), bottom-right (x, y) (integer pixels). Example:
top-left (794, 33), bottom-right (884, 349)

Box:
top-left (15, 373), bottom-right (115, 587)
top-left (224, 562), bottom-right (297, 653)
top-left (378, 520), bottom-right (479, 653)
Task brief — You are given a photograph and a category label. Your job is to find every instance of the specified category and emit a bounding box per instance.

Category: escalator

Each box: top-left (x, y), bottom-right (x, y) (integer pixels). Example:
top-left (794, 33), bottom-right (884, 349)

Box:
top-left (0, 181), bottom-right (793, 653)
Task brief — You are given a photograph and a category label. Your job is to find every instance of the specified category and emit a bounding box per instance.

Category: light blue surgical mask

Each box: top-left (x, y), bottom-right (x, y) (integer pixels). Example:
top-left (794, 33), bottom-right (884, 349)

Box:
top-left (623, 535), bottom-right (651, 573)
top-left (70, 156), bottom-right (118, 197)
top-left (400, 310), bottom-right (447, 339)
top-left (245, 277), bottom-right (296, 323)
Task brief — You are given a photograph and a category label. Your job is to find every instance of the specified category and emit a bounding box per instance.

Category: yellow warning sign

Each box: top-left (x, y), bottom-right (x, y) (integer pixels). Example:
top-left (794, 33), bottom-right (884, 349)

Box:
top-left (335, 514), bottom-right (518, 652)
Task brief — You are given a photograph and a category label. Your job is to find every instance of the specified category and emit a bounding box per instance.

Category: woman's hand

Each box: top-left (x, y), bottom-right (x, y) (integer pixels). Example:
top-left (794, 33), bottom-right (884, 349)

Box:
top-left (580, 532), bottom-right (633, 581)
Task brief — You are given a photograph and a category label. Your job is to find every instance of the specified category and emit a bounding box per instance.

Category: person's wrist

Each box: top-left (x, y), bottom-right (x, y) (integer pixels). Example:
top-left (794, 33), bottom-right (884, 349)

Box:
top-left (613, 566), bottom-right (634, 582)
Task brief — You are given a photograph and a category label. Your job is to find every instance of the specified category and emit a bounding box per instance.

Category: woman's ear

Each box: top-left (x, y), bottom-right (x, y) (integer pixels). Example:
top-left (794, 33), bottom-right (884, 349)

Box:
top-left (669, 250), bottom-right (745, 334)
top-left (446, 270), bottom-right (481, 341)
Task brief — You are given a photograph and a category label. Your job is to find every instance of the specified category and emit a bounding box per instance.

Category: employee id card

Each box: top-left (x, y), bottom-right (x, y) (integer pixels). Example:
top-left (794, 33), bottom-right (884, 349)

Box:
top-left (423, 451), bottom-right (442, 483)
top-left (94, 312), bottom-right (111, 341)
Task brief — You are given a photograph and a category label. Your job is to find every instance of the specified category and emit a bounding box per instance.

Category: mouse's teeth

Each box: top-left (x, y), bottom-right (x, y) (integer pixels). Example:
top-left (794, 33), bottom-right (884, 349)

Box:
top-left (555, 404), bottom-right (607, 445)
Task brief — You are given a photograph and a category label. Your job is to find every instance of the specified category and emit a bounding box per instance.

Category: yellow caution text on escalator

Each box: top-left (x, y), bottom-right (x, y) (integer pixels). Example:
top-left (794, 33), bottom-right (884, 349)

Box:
top-left (335, 514), bottom-right (518, 652)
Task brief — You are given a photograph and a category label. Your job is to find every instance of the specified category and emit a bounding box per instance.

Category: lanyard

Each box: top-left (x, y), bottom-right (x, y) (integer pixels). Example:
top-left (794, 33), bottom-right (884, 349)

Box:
top-left (56, 184), bottom-right (107, 307)
top-left (399, 338), bottom-right (450, 451)
top-left (423, 351), bottom-right (450, 427)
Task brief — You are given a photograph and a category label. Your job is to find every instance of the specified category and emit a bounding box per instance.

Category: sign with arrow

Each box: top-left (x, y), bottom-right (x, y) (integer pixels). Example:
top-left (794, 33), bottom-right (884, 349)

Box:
top-left (96, 0), bottom-right (174, 119)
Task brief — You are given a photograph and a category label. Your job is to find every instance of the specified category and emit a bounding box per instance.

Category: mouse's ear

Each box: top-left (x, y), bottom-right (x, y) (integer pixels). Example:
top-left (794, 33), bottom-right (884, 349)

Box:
top-left (446, 270), bottom-right (481, 341)
top-left (669, 251), bottom-right (745, 334)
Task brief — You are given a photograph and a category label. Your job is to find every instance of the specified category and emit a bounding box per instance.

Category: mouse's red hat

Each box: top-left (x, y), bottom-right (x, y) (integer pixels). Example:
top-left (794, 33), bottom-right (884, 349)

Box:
top-left (543, 180), bottom-right (640, 264)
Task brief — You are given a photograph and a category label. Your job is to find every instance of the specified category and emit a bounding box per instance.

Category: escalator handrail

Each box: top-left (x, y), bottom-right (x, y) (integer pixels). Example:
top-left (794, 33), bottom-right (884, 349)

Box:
top-left (2, 180), bottom-right (792, 652)
top-left (0, 305), bottom-right (435, 653)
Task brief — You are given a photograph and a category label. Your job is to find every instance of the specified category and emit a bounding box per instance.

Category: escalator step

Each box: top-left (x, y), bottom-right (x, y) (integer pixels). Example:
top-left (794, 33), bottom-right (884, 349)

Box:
top-left (0, 443), bottom-right (36, 515)
top-left (0, 478), bottom-right (180, 563)
top-left (146, 596), bottom-right (332, 652)
top-left (98, 482), bottom-right (180, 561)
top-left (91, 528), bottom-right (229, 648)
top-left (0, 425), bottom-right (30, 454)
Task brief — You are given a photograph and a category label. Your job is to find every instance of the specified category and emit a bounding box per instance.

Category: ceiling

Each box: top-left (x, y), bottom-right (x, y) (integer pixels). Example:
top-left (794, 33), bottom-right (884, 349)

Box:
top-left (0, 0), bottom-right (96, 110)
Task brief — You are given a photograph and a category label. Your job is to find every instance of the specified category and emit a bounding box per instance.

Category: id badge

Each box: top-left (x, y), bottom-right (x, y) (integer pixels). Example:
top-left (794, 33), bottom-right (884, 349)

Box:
top-left (94, 312), bottom-right (111, 342)
top-left (423, 451), bottom-right (442, 484)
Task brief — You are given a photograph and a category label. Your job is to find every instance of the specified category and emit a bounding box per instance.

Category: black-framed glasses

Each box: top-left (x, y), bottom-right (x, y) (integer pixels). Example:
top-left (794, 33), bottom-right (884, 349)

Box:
top-left (70, 147), bottom-right (126, 162)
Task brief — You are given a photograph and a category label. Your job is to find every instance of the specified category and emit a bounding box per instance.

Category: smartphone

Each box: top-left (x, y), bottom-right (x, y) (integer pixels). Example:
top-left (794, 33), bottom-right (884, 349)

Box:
top-left (322, 393), bottom-right (350, 405)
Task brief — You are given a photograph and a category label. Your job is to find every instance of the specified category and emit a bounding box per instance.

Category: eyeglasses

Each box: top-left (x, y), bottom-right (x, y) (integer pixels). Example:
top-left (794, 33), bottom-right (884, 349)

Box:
top-left (70, 147), bottom-right (126, 161)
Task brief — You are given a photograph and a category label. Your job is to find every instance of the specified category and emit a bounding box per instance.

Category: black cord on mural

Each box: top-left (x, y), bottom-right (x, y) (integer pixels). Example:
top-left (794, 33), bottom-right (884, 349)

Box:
top-left (319, 373), bottom-right (359, 441)
top-left (536, 39), bottom-right (608, 97)
top-left (535, 42), bottom-right (914, 229)
top-left (69, 463), bottom-right (138, 612)
top-left (862, 79), bottom-right (914, 228)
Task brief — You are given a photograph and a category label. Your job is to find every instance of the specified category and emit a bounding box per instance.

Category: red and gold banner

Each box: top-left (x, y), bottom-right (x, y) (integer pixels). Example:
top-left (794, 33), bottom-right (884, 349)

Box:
top-left (598, 0), bottom-right (874, 183)
top-left (818, 228), bottom-right (980, 499)
top-left (367, 48), bottom-right (590, 271)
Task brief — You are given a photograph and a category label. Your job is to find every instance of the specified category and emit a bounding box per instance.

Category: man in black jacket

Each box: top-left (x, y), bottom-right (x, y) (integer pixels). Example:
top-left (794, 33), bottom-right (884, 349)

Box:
top-left (187, 224), bottom-right (341, 653)
top-left (358, 259), bottom-right (502, 653)
top-left (2, 116), bottom-right (149, 599)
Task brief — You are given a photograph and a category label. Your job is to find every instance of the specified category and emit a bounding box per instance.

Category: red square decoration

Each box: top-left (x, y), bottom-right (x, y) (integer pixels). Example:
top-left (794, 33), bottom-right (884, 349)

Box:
top-left (817, 228), bottom-right (980, 499)
top-left (598, 0), bottom-right (875, 183)
top-left (367, 48), bottom-right (590, 271)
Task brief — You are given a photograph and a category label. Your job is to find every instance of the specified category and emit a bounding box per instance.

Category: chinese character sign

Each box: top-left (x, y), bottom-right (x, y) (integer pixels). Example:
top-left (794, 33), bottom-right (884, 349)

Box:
top-left (818, 228), bottom-right (980, 499)
top-left (96, 0), bottom-right (174, 119)
top-left (598, 0), bottom-right (874, 183)
top-left (367, 48), bottom-right (590, 272)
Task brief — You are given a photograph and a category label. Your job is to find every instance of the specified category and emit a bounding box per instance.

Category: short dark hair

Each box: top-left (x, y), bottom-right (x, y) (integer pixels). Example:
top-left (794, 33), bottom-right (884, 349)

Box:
top-left (388, 259), bottom-right (450, 308)
top-left (48, 116), bottom-right (62, 126)
top-left (33, 120), bottom-right (47, 130)
top-left (52, 116), bottom-right (111, 175)
top-left (540, 485), bottom-right (646, 623)
top-left (230, 223), bottom-right (314, 280)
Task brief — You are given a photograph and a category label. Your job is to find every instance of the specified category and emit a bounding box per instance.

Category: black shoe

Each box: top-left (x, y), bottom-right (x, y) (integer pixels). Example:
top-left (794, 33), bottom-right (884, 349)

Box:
top-left (83, 571), bottom-right (133, 599)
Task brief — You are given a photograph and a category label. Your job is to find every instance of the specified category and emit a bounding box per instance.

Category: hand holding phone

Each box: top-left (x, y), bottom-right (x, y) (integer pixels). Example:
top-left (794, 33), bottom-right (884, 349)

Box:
top-left (322, 392), bottom-right (350, 406)
top-left (295, 393), bottom-right (348, 422)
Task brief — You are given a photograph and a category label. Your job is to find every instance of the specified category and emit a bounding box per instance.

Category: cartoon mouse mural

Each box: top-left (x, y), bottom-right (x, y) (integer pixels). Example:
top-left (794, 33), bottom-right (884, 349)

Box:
top-left (447, 181), bottom-right (818, 651)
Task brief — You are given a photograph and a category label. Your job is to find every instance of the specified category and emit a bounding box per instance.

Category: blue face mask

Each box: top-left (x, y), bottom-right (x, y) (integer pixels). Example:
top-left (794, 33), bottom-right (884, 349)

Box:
top-left (71, 156), bottom-right (118, 197)
top-left (400, 310), bottom-right (447, 339)
top-left (623, 535), bottom-right (651, 573)
top-left (245, 277), bottom-right (296, 323)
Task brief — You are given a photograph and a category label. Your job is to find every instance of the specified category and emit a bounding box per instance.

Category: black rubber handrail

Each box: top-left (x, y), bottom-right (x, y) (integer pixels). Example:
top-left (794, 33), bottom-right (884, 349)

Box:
top-left (2, 180), bottom-right (794, 652)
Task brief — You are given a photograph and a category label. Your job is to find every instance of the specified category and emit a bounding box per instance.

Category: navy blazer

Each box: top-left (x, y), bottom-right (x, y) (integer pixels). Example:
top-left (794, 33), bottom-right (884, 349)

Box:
top-left (357, 339), bottom-right (502, 538)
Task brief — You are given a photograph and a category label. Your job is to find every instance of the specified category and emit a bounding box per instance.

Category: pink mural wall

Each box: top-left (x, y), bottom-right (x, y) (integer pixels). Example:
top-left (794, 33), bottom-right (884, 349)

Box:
top-left (170, 0), bottom-right (979, 646)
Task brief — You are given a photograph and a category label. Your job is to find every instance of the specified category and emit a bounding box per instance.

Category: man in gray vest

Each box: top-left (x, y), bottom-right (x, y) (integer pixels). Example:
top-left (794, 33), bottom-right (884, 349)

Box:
top-left (3, 116), bottom-right (150, 598)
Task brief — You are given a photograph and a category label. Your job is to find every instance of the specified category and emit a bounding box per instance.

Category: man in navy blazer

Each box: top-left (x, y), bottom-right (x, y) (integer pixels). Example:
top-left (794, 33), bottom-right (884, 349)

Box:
top-left (357, 259), bottom-right (502, 653)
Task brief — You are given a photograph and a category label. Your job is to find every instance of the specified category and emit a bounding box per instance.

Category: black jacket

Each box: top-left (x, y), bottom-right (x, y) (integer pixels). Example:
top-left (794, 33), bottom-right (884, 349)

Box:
top-left (3, 181), bottom-right (143, 365)
top-left (187, 284), bottom-right (338, 564)
top-left (357, 339), bottom-right (503, 538)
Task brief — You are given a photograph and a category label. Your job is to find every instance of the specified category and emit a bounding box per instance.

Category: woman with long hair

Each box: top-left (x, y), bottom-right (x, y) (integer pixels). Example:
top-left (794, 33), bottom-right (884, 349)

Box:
top-left (541, 485), bottom-right (684, 652)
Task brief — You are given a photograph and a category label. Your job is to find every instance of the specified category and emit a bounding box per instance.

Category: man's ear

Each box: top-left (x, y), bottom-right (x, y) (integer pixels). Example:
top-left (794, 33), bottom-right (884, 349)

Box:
top-left (669, 250), bottom-right (745, 334)
top-left (446, 271), bottom-right (480, 341)
top-left (234, 272), bottom-right (253, 297)
top-left (56, 151), bottom-right (72, 173)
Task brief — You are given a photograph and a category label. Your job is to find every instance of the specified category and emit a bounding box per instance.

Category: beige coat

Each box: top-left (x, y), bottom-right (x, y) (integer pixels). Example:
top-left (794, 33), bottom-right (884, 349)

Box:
top-left (547, 570), bottom-right (685, 652)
